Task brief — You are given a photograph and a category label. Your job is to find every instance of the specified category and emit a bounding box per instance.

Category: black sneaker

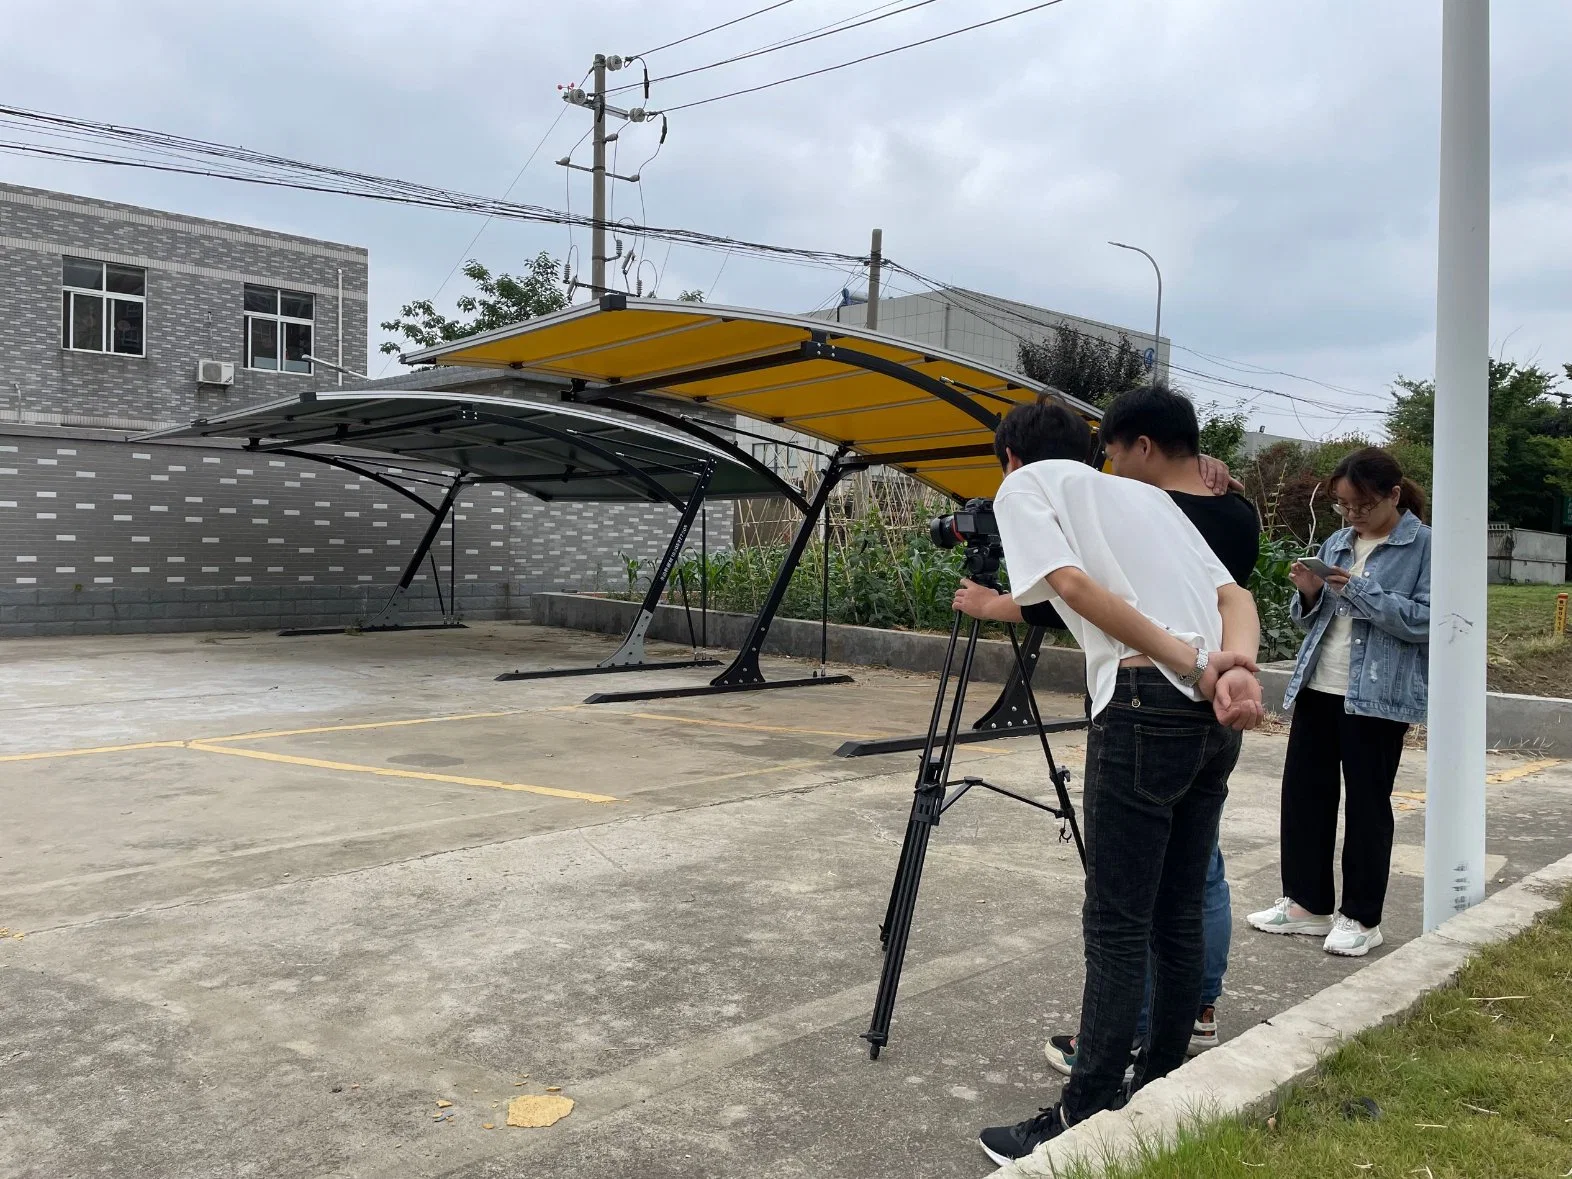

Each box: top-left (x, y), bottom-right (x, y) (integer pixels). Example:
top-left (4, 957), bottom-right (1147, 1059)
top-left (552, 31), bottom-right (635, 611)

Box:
top-left (978, 1104), bottom-right (1068, 1166)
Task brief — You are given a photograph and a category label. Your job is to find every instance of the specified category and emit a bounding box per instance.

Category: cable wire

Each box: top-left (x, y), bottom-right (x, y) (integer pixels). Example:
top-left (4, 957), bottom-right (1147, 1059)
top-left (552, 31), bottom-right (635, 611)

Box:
top-left (636, 0), bottom-right (799, 57)
top-left (657, 0), bottom-right (1067, 112)
top-left (608, 0), bottom-right (944, 95)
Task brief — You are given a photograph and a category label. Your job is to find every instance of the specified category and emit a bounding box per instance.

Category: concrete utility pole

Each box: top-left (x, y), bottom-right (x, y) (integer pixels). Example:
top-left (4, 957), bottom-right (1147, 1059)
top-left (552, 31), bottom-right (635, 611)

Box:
top-left (866, 228), bottom-right (883, 331)
top-left (1424, 0), bottom-right (1491, 933)
top-left (560, 55), bottom-right (650, 297)
top-left (1109, 240), bottom-right (1162, 383)
top-left (591, 54), bottom-right (609, 296)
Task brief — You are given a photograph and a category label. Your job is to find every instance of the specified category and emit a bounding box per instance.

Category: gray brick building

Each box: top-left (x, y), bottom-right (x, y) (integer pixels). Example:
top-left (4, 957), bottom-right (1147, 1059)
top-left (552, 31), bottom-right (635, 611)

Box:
top-left (0, 185), bottom-right (735, 636)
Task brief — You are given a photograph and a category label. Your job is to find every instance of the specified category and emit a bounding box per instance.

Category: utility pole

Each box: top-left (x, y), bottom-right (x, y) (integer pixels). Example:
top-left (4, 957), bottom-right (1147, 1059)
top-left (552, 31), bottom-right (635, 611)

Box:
top-left (866, 228), bottom-right (883, 331)
top-left (591, 54), bottom-right (608, 296)
top-left (1424, 0), bottom-right (1490, 933)
top-left (560, 56), bottom-right (653, 297)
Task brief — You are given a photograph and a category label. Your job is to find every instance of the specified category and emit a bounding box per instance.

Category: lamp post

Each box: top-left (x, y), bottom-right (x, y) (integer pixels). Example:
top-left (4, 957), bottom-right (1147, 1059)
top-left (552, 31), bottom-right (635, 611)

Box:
top-left (1109, 240), bottom-right (1162, 382)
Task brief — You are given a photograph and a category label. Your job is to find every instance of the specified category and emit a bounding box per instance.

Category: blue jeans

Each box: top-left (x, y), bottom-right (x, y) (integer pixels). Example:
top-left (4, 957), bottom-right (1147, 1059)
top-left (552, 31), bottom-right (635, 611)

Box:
top-left (1134, 842), bottom-right (1231, 1039)
top-left (1062, 669), bottom-right (1240, 1125)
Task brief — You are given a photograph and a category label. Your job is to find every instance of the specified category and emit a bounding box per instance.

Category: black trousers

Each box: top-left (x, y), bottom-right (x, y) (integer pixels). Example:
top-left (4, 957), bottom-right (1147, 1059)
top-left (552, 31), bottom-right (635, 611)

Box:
top-left (1280, 688), bottom-right (1409, 928)
top-left (1062, 669), bottom-right (1240, 1124)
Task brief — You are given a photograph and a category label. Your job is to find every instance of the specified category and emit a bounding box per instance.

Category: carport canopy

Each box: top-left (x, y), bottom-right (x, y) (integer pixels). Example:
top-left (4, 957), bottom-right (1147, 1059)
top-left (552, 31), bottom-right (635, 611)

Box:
top-left (143, 389), bottom-right (785, 506)
top-left (403, 295), bottom-right (1101, 503)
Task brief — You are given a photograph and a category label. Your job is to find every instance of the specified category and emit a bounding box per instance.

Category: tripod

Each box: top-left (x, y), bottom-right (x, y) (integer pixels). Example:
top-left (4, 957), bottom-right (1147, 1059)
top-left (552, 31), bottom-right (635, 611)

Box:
top-left (862, 542), bottom-right (1086, 1060)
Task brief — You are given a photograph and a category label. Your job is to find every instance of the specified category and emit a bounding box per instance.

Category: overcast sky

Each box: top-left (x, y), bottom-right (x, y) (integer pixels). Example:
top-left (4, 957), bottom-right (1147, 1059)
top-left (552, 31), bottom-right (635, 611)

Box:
top-left (3, 0), bottom-right (1567, 438)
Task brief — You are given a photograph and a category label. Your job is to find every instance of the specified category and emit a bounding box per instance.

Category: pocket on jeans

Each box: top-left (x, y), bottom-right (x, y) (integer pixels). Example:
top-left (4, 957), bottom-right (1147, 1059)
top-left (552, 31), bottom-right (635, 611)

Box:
top-left (1132, 722), bottom-right (1213, 806)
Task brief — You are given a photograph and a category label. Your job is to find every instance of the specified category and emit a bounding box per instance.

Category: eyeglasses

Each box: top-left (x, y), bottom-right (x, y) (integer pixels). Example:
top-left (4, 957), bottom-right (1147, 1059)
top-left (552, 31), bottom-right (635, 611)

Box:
top-left (1332, 499), bottom-right (1380, 518)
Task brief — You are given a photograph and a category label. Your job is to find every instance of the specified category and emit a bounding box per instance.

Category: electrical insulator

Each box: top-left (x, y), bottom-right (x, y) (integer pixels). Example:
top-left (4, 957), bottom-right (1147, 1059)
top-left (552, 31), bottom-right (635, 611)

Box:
top-left (560, 88), bottom-right (588, 106)
top-left (635, 277), bottom-right (644, 296)
top-left (626, 107), bottom-right (649, 123)
top-left (605, 55), bottom-right (625, 71)
top-left (659, 114), bottom-right (669, 145)
top-left (561, 260), bottom-right (571, 283)
top-left (613, 237), bottom-right (623, 259)
top-left (621, 251), bottom-right (635, 276)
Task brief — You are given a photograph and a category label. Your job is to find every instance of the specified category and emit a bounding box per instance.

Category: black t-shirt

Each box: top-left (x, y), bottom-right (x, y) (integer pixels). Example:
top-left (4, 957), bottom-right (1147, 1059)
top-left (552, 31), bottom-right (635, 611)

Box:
top-left (1018, 489), bottom-right (1260, 629)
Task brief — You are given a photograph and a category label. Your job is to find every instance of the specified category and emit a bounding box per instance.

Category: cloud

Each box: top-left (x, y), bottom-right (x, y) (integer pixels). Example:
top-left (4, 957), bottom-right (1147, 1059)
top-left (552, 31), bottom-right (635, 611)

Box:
top-left (2, 0), bottom-right (1567, 438)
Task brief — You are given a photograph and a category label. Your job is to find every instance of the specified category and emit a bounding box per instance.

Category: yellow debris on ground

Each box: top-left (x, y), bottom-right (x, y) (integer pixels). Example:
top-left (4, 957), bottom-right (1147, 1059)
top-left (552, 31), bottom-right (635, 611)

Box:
top-left (506, 1094), bottom-right (574, 1128)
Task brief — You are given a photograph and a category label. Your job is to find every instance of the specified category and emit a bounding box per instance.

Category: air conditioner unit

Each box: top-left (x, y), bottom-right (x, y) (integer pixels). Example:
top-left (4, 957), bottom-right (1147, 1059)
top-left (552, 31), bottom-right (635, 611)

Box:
top-left (196, 360), bottom-right (235, 387)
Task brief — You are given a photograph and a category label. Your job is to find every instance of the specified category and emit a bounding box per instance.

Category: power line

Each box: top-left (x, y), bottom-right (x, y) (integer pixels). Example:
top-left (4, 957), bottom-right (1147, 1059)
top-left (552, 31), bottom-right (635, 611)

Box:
top-left (656, 0), bottom-right (1068, 113)
top-left (608, 0), bottom-right (945, 95)
top-left (636, 0), bottom-right (799, 57)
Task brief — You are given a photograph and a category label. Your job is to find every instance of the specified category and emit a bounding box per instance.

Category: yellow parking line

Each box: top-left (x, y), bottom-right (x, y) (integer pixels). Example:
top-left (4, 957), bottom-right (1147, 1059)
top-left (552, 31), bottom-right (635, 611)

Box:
top-left (186, 741), bottom-right (619, 803)
top-left (0, 740), bottom-right (186, 763)
top-left (198, 710), bottom-right (529, 744)
top-left (583, 708), bottom-right (889, 741)
top-left (1486, 757), bottom-right (1561, 784)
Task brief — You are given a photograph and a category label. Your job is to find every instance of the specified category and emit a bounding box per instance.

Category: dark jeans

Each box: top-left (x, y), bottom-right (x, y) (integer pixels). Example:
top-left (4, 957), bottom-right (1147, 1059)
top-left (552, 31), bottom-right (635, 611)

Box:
top-left (1063, 668), bottom-right (1240, 1125)
top-left (1136, 840), bottom-right (1230, 1039)
top-left (1280, 688), bottom-right (1409, 928)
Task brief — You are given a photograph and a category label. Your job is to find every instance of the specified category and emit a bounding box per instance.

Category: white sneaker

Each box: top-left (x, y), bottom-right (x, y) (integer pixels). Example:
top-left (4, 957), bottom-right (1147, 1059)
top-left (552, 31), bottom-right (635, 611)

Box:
top-left (1323, 915), bottom-right (1383, 957)
top-left (1247, 896), bottom-right (1334, 937)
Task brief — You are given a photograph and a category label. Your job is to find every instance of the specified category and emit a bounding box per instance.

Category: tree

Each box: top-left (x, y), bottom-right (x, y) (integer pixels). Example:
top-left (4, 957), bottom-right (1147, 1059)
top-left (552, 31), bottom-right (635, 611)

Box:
top-left (678, 289), bottom-right (705, 303)
top-left (378, 253), bottom-right (567, 356)
top-left (1387, 361), bottom-right (1572, 530)
top-left (1198, 406), bottom-right (1248, 470)
top-left (1016, 323), bottom-right (1146, 407)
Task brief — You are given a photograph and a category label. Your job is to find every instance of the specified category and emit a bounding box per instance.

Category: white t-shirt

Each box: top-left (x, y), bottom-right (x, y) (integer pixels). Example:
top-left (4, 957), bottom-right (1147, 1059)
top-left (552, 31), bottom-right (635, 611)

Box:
top-left (1307, 534), bottom-right (1384, 696)
top-left (994, 460), bottom-right (1235, 716)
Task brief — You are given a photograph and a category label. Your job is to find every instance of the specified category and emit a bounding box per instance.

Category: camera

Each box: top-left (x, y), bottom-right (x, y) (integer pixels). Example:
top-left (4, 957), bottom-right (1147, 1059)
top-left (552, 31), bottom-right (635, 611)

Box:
top-left (929, 498), bottom-right (998, 550)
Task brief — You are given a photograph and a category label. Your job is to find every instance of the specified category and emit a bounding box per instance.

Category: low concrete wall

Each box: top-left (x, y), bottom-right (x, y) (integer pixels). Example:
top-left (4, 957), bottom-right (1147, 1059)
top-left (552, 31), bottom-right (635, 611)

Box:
top-left (530, 591), bottom-right (1089, 692)
top-left (535, 593), bottom-right (1572, 752)
top-left (1260, 661), bottom-right (1572, 753)
top-left (0, 581), bottom-right (526, 638)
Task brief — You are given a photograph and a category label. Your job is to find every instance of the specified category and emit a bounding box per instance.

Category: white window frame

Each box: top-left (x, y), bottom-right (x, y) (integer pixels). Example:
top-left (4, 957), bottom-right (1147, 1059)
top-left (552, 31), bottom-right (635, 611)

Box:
top-left (243, 285), bottom-right (315, 374)
top-left (60, 257), bottom-right (146, 358)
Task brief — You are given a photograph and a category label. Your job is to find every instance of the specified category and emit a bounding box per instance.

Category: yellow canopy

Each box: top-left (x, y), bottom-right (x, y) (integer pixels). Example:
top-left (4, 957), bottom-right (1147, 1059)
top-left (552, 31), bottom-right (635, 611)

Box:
top-left (404, 296), bottom-right (1100, 501)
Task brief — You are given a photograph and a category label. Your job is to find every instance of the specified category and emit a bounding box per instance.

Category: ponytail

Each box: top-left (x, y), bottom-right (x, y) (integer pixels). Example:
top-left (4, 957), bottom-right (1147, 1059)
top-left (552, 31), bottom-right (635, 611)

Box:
top-left (1397, 476), bottom-right (1427, 521)
top-left (1330, 446), bottom-right (1426, 522)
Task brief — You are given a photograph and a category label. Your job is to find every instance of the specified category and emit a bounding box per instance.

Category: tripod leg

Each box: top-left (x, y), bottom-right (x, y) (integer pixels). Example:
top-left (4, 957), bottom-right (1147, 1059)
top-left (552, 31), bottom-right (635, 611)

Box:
top-left (878, 611), bottom-right (965, 946)
top-left (864, 766), bottom-right (944, 1059)
top-left (1006, 624), bottom-right (1087, 867)
top-left (866, 612), bottom-right (984, 1058)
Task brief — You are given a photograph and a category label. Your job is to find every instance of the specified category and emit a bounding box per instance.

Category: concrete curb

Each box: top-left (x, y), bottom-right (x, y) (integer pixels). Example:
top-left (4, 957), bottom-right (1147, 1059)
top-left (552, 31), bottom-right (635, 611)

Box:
top-left (994, 849), bottom-right (1572, 1178)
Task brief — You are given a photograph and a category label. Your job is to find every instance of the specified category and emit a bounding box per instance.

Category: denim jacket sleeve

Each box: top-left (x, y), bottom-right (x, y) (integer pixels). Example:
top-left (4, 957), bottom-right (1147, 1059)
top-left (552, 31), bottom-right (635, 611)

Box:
top-left (1339, 534), bottom-right (1431, 644)
top-left (1288, 536), bottom-right (1336, 632)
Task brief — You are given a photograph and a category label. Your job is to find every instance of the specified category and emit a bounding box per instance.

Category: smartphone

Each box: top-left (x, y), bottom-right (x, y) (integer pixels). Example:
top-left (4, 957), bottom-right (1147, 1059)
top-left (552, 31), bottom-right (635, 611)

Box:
top-left (1298, 557), bottom-right (1339, 578)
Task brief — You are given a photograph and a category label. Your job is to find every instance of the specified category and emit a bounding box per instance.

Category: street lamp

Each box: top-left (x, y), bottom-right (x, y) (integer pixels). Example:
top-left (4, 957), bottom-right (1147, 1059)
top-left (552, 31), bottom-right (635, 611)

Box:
top-left (1109, 240), bottom-right (1162, 382)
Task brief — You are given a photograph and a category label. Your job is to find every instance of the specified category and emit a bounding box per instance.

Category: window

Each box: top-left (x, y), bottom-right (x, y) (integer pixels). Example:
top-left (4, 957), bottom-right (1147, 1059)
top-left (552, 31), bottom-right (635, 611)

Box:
top-left (60, 257), bottom-right (145, 356)
top-left (244, 285), bottom-right (314, 373)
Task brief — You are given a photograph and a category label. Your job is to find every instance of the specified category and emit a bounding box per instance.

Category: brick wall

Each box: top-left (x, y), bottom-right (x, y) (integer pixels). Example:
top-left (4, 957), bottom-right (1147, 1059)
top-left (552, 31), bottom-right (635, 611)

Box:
top-left (0, 183), bottom-right (368, 425)
top-left (0, 426), bottom-right (738, 637)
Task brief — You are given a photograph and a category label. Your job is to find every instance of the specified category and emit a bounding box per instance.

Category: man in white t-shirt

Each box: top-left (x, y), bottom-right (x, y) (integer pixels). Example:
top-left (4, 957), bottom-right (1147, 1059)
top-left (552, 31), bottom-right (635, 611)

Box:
top-left (977, 400), bottom-right (1263, 1167)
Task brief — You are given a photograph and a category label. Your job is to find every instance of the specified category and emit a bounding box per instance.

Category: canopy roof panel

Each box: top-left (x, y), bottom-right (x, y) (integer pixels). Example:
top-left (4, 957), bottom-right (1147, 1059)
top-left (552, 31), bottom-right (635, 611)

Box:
top-left (403, 296), bottom-right (1101, 502)
top-left (141, 390), bottom-right (781, 505)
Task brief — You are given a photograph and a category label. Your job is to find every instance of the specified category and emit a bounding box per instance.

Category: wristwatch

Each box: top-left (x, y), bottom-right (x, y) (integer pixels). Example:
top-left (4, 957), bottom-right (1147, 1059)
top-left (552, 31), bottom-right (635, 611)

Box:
top-left (1177, 646), bottom-right (1209, 689)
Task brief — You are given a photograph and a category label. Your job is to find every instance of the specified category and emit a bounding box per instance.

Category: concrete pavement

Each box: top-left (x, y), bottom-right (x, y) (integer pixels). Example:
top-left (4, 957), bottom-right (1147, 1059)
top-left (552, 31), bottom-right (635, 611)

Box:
top-left (1, 623), bottom-right (1568, 1178)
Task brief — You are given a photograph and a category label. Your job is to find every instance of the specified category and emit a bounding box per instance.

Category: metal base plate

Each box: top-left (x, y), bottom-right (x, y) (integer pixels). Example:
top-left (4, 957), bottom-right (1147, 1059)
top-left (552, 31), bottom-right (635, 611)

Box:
top-left (496, 657), bottom-right (721, 682)
top-left (584, 672), bottom-right (854, 705)
top-left (834, 716), bottom-right (1087, 759)
top-left (276, 621), bottom-right (468, 638)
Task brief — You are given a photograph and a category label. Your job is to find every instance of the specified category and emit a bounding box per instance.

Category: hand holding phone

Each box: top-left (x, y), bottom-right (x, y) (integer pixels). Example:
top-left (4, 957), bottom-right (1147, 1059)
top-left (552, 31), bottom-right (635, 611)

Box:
top-left (1298, 557), bottom-right (1338, 579)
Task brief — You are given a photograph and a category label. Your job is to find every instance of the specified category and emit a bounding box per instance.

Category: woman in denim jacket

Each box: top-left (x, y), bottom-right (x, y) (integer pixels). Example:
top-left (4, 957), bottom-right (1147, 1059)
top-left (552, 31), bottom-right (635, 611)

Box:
top-left (1248, 448), bottom-right (1430, 957)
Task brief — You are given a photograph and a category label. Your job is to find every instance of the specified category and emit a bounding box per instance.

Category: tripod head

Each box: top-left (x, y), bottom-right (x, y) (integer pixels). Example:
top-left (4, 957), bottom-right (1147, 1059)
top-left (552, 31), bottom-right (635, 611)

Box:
top-left (961, 539), bottom-right (1004, 588)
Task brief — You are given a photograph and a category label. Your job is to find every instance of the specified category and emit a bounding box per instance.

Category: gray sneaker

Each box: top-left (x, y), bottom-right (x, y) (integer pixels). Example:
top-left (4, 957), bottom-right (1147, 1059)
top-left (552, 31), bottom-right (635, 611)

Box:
top-left (1247, 896), bottom-right (1334, 937)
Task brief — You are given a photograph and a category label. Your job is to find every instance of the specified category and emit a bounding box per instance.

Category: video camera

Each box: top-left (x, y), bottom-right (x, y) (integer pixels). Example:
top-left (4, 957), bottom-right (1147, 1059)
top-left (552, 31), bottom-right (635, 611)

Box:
top-left (928, 498), bottom-right (998, 550)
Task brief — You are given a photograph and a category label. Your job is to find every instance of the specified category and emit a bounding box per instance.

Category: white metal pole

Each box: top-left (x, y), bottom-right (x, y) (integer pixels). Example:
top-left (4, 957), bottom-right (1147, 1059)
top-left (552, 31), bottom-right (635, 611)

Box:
top-left (1423, 0), bottom-right (1490, 932)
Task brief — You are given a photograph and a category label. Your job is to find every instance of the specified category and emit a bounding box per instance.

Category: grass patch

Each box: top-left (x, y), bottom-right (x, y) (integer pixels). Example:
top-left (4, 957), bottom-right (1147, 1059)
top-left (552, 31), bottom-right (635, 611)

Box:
top-left (1487, 583), bottom-right (1570, 698)
top-left (1080, 891), bottom-right (1572, 1179)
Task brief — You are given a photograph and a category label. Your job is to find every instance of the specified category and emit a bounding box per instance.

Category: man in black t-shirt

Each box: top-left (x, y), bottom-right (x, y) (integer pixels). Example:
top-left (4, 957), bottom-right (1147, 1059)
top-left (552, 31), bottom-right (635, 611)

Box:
top-left (957, 386), bottom-right (1260, 1152)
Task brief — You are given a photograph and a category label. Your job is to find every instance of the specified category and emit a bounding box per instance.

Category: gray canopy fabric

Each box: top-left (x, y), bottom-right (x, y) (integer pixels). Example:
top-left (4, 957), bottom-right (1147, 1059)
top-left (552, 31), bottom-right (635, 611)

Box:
top-left (141, 390), bottom-right (781, 504)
